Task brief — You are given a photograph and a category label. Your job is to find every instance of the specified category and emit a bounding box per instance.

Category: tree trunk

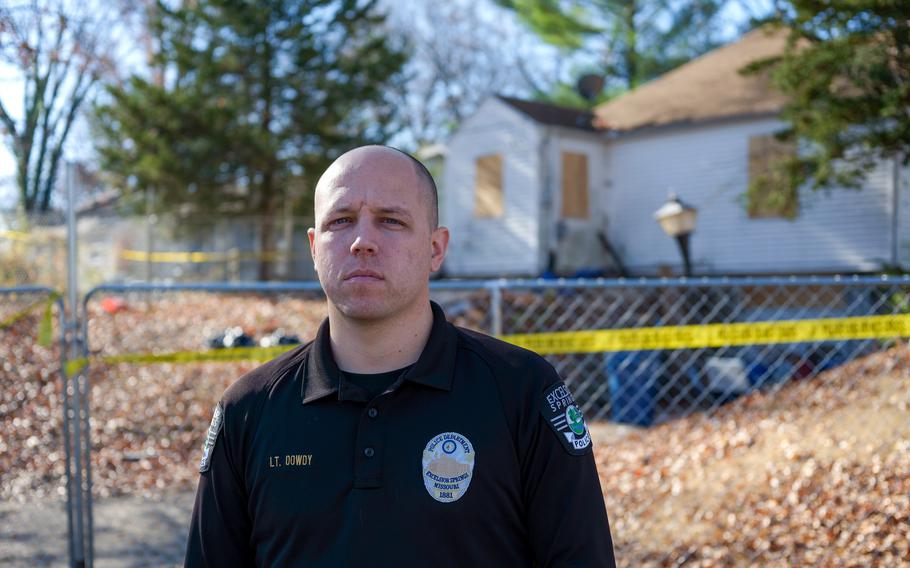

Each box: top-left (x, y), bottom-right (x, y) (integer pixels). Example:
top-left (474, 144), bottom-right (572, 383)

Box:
top-left (258, 187), bottom-right (276, 281)
top-left (624, 0), bottom-right (638, 89)
top-left (257, 161), bottom-right (277, 282)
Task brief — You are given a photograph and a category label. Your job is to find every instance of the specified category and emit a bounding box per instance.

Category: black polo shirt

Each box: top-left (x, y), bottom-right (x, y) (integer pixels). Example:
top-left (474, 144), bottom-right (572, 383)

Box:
top-left (185, 302), bottom-right (615, 567)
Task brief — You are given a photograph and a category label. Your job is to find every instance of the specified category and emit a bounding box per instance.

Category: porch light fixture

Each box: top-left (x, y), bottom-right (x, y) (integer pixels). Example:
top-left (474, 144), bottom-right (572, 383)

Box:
top-left (653, 193), bottom-right (697, 277)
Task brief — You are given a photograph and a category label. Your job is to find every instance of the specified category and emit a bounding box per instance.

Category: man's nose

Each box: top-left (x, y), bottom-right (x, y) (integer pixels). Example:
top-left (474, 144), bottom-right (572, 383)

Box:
top-left (350, 232), bottom-right (378, 256)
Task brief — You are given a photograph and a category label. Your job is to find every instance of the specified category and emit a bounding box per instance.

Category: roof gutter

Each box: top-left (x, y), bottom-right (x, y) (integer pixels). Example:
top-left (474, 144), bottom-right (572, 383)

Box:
top-left (599, 110), bottom-right (782, 140)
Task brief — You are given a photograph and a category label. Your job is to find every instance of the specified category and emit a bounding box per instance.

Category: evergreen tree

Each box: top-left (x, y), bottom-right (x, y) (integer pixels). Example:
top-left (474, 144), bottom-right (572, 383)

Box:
top-left (94, 0), bottom-right (406, 279)
top-left (745, 2), bottom-right (910, 192)
top-left (494, 0), bottom-right (733, 95)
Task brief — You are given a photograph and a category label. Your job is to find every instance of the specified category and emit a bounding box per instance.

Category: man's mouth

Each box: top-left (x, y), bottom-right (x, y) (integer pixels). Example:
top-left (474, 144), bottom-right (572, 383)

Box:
top-left (344, 269), bottom-right (384, 281)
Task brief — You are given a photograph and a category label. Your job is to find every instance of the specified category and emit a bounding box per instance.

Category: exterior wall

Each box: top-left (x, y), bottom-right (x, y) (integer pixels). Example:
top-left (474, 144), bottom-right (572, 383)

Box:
top-left (442, 99), bottom-right (543, 276)
top-left (897, 162), bottom-right (910, 269)
top-left (543, 129), bottom-right (613, 274)
top-left (606, 117), bottom-right (896, 275)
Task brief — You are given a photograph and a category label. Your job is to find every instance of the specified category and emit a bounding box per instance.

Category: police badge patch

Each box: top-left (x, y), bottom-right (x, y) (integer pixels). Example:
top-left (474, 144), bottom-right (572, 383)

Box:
top-left (422, 432), bottom-right (475, 503)
top-left (541, 382), bottom-right (592, 455)
top-left (199, 402), bottom-right (224, 473)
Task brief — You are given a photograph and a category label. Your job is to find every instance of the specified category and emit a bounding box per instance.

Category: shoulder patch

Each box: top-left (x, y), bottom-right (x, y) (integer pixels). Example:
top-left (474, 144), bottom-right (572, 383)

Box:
top-left (199, 402), bottom-right (224, 472)
top-left (541, 382), bottom-right (592, 455)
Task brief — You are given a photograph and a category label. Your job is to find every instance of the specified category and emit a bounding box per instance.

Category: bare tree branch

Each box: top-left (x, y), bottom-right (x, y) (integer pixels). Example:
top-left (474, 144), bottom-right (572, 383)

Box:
top-left (0, 0), bottom-right (117, 211)
top-left (386, 0), bottom-right (560, 147)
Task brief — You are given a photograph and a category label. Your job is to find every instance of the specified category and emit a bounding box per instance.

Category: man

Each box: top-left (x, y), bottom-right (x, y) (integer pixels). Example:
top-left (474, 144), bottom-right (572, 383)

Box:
top-left (185, 145), bottom-right (615, 566)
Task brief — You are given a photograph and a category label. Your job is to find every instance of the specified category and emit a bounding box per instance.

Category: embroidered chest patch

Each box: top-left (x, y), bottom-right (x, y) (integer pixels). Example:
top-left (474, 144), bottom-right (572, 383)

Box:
top-left (541, 382), bottom-right (592, 455)
top-left (422, 432), bottom-right (475, 503)
top-left (199, 402), bottom-right (224, 473)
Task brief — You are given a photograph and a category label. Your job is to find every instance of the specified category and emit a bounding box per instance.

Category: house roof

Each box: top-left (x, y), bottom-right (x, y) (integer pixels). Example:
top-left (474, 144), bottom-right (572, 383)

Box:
top-left (594, 27), bottom-right (790, 132)
top-left (496, 95), bottom-right (600, 132)
top-left (416, 143), bottom-right (447, 160)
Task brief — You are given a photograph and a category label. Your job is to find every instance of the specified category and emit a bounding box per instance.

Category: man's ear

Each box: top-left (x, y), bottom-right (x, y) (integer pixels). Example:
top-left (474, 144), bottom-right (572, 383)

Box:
top-left (307, 228), bottom-right (317, 267)
top-left (430, 226), bottom-right (450, 272)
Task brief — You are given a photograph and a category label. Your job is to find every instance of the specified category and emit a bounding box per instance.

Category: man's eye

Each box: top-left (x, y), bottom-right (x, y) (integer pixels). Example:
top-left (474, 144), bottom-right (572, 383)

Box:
top-left (329, 217), bottom-right (351, 226)
top-left (382, 218), bottom-right (404, 226)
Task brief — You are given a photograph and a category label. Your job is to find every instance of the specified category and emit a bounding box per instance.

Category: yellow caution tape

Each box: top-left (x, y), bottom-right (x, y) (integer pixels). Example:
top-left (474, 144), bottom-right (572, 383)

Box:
top-left (0, 230), bottom-right (33, 242)
top-left (60, 313), bottom-right (910, 376)
top-left (120, 250), bottom-right (222, 263)
top-left (0, 293), bottom-right (60, 342)
top-left (503, 313), bottom-right (910, 354)
top-left (120, 249), bottom-right (288, 263)
top-left (64, 344), bottom-right (297, 376)
top-left (0, 230), bottom-right (62, 243)
top-left (38, 297), bottom-right (55, 347)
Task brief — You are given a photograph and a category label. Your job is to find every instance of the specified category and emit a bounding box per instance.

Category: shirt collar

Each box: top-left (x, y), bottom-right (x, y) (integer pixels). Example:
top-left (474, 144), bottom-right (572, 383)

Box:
top-left (300, 301), bottom-right (457, 404)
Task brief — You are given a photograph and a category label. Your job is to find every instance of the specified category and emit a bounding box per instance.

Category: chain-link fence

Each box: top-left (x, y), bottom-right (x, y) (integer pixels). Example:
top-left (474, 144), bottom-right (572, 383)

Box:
top-left (0, 286), bottom-right (82, 562)
top-left (0, 212), bottom-right (318, 289)
top-left (494, 278), bottom-right (904, 423)
top-left (0, 211), bottom-right (68, 289)
top-left (102, 214), bottom-right (317, 283)
top-left (6, 276), bottom-right (908, 565)
top-left (491, 276), bottom-right (910, 565)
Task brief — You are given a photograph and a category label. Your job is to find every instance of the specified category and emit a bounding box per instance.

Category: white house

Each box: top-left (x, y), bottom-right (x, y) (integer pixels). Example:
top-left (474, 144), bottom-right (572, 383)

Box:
top-left (442, 28), bottom-right (910, 277)
top-left (443, 95), bottom-right (614, 276)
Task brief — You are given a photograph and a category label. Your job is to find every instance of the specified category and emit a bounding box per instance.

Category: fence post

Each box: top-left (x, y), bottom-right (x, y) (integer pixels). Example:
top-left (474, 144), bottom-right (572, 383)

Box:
top-left (489, 280), bottom-right (503, 336)
top-left (65, 163), bottom-right (91, 567)
top-left (228, 248), bottom-right (240, 281)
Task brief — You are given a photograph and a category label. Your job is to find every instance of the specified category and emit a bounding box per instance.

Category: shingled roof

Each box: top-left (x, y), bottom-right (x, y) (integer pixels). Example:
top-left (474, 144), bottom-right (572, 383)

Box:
top-left (497, 95), bottom-right (600, 132)
top-left (594, 28), bottom-right (790, 132)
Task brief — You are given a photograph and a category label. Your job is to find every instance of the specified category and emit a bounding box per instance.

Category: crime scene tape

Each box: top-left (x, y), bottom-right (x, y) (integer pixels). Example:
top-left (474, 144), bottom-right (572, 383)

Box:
top-left (60, 313), bottom-right (910, 376)
top-left (503, 313), bottom-right (910, 355)
top-left (0, 292), bottom-right (59, 346)
top-left (0, 230), bottom-right (33, 242)
top-left (64, 345), bottom-right (295, 376)
top-left (119, 249), bottom-right (289, 263)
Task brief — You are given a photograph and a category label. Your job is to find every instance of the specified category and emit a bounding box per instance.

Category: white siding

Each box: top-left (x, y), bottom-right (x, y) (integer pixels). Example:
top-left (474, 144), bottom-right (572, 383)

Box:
top-left (606, 118), bottom-right (895, 275)
top-left (544, 130), bottom-right (612, 273)
top-left (898, 162), bottom-right (910, 268)
top-left (442, 99), bottom-right (543, 276)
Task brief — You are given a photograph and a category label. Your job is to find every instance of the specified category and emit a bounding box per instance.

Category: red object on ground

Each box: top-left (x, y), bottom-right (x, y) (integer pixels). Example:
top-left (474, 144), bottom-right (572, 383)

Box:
top-left (100, 297), bottom-right (127, 314)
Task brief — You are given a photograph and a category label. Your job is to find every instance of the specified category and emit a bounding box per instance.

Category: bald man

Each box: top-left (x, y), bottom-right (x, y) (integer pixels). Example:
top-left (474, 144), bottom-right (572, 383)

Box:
top-left (185, 146), bottom-right (615, 567)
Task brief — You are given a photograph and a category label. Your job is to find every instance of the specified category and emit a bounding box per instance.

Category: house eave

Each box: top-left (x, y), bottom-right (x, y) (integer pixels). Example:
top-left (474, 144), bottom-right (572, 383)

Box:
top-left (603, 111), bottom-right (783, 139)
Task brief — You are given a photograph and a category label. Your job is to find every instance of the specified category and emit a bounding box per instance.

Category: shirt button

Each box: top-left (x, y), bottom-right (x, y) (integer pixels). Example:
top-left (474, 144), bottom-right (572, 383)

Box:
top-left (363, 447), bottom-right (375, 458)
top-left (367, 408), bottom-right (378, 419)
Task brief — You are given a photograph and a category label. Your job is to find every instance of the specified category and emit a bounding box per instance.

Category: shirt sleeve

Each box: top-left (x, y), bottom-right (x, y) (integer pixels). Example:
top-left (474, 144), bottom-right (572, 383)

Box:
top-left (184, 402), bottom-right (256, 567)
top-left (521, 378), bottom-right (617, 567)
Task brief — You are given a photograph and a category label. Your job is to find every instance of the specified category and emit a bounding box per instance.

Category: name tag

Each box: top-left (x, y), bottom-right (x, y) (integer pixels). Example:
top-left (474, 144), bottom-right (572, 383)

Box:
top-left (269, 454), bottom-right (314, 468)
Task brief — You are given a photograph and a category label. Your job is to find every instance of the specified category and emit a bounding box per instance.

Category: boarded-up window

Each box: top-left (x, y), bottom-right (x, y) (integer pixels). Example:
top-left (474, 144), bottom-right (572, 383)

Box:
top-left (561, 152), bottom-right (589, 219)
top-left (748, 134), bottom-right (798, 219)
top-left (474, 154), bottom-right (503, 218)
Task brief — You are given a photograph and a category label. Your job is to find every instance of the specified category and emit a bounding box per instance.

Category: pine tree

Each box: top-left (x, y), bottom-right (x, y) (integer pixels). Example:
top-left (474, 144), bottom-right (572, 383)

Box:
top-left (745, 2), bottom-right (910, 192)
top-left (94, 0), bottom-right (406, 279)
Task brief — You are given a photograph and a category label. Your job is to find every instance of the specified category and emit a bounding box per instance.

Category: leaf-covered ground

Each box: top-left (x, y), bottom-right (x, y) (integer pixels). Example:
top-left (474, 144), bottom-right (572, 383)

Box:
top-left (2, 293), bottom-right (907, 566)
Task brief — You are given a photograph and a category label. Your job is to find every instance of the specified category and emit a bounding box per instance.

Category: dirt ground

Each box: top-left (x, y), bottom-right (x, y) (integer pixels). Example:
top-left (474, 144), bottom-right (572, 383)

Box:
top-left (590, 345), bottom-right (910, 566)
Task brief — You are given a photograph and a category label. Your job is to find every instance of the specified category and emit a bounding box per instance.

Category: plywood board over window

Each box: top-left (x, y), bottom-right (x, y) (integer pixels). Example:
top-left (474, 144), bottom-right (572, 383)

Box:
top-left (748, 134), bottom-right (798, 219)
top-left (474, 154), bottom-right (503, 218)
top-left (561, 152), bottom-right (589, 219)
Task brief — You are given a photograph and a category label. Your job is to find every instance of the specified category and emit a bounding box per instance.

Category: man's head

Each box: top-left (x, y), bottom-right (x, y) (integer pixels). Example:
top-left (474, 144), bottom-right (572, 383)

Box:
top-left (308, 145), bottom-right (449, 322)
